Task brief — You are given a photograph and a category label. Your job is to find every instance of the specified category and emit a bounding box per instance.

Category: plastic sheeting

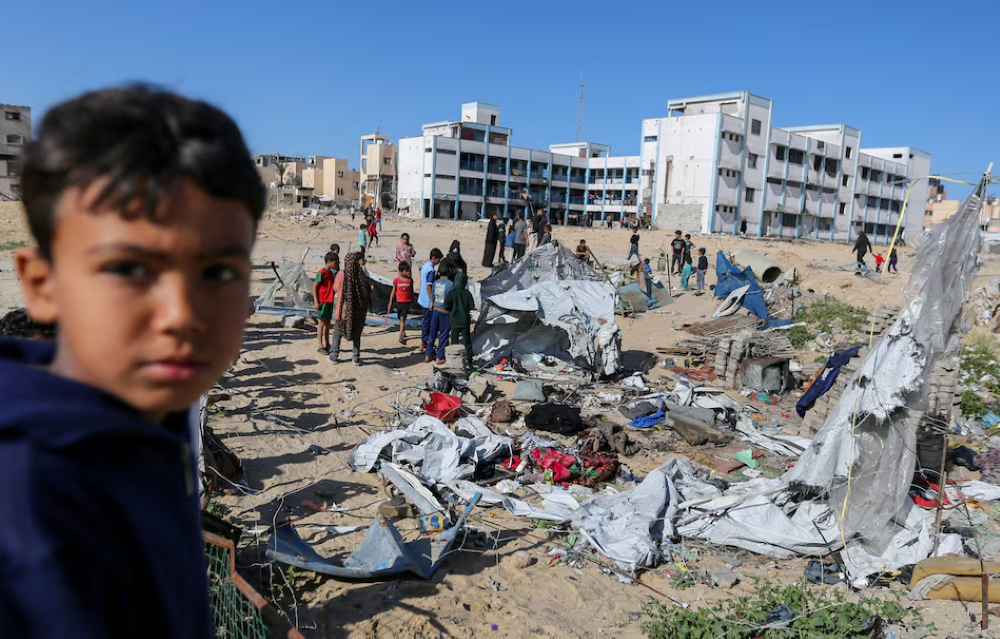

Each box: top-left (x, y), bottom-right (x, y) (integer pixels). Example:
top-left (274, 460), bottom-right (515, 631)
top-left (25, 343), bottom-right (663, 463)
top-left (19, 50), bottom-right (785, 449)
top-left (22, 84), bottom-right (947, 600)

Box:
top-left (349, 415), bottom-right (513, 483)
top-left (714, 252), bottom-right (791, 329)
top-left (473, 279), bottom-right (622, 376)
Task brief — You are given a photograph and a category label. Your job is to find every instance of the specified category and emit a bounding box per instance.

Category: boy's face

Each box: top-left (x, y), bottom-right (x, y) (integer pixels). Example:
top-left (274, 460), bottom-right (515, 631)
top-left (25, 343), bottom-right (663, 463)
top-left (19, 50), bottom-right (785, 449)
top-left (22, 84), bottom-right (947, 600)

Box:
top-left (17, 178), bottom-right (255, 423)
top-left (401, 269), bottom-right (410, 278)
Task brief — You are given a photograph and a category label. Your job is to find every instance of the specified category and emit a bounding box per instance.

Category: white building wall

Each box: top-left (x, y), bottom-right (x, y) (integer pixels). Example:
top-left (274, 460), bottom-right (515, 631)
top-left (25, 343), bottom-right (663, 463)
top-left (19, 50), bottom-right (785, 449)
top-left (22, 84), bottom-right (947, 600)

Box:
top-left (397, 137), bottom-right (424, 202)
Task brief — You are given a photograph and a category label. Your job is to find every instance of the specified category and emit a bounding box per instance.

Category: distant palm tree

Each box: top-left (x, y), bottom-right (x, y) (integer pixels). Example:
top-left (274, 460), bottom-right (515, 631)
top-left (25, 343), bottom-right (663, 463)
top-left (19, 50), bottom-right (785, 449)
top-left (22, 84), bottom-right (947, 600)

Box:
top-left (274, 160), bottom-right (288, 187)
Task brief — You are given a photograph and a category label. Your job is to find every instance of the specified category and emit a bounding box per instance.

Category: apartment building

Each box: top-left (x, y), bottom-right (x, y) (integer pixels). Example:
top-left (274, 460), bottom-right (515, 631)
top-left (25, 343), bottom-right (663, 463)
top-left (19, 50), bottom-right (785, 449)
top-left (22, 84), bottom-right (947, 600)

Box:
top-left (0, 104), bottom-right (30, 199)
top-left (319, 157), bottom-right (360, 205)
top-left (397, 102), bottom-right (641, 222)
top-left (360, 130), bottom-right (397, 209)
top-left (642, 92), bottom-right (932, 243)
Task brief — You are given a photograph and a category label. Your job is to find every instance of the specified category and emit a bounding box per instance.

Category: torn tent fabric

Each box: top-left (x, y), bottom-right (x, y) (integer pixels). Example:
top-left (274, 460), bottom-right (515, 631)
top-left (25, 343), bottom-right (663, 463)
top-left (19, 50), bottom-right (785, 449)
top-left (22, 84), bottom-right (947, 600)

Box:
top-left (795, 345), bottom-right (862, 417)
top-left (473, 279), bottom-right (622, 376)
top-left (713, 252), bottom-right (791, 329)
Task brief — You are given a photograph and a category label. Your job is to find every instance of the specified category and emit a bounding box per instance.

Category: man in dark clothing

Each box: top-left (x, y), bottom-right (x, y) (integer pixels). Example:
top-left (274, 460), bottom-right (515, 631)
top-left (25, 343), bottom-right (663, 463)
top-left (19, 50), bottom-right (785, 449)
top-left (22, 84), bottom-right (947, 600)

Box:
top-left (853, 231), bottom-right (872, 271)
top-left (628, 229), bottom-right (641, 261)
top-left (482, 214), bottom-right (499, 267)
top-left (696, 248), bottom-right (709, 293)
top-left (443, 271), bottom-right (476, 369)
top-left (670, 230), bottom-right (686, 274)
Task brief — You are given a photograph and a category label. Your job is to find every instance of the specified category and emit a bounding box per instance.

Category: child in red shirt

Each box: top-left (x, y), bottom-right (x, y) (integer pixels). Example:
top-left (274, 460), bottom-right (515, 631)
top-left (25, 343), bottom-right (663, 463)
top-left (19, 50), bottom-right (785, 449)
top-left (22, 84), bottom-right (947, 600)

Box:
top-left (368, 220), bottom-right (379, 247)
top-left (389, 261), bottom-right (415, 344)
top-left (874, 253), bottom-right (885, 273)
top-left (313, 252), bottom-right (338, 353)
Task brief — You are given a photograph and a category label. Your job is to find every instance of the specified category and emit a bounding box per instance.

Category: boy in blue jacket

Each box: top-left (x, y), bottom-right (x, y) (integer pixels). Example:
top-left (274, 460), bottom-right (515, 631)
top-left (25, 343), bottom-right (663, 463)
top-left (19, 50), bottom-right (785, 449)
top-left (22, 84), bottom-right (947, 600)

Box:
top-left (0, 86), bottom-right (264, 638)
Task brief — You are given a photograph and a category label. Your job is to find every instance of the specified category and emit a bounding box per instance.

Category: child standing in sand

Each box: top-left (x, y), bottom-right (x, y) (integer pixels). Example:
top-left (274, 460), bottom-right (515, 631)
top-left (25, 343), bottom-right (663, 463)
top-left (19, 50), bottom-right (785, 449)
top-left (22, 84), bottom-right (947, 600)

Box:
top-left (681, 255), bottom-right (693, 291)
top-left (313, 252), bottom-right (338, 354)
top-left (389, 262), bottom-right (415, 345)
top-left (358, 223), bottom-right (367, 257)
top-left (0, 86), bottom-right (264, 639)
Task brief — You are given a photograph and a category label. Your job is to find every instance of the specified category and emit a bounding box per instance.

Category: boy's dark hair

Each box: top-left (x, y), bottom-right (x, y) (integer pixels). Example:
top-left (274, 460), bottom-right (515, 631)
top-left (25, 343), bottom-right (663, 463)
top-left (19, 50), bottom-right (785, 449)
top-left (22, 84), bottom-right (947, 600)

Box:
top-left (0, 308), bottom-right (56, 340)
top-left (330, 243), bottom-right (340, 253)
top-left (22, 85), bottom-right (265, 258)
top-left (579, 239), bottom-right (586, 244)
top-left (644, 258), bottom-right (650, 264)
top-left (437, 259), bottom-right (454, 280)
top-left (684, 234), bottom-right (691, 239)
top-left (360, 223), bottom-right (367, 230)
top-left (429, 248), bottom-right (443, 260)
top-left (324, 251), bottom-right (338, 265)
top-left (675, 230), bottom-right (682, 235)
top-left (400, 233), bottom-right (409, 240)
top-left (698, 247), bottom-right (706, 254)
top-left (398, 261), bottom-right (411, 272)
top-left (544, 224), bottom-right (552, 231)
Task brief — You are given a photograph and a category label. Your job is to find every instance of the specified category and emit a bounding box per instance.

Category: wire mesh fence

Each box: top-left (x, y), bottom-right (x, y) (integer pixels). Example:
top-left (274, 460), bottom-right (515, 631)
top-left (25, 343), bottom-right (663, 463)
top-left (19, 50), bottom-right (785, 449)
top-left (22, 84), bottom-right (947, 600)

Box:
top-left (205, 534), bottom-right (270, 639)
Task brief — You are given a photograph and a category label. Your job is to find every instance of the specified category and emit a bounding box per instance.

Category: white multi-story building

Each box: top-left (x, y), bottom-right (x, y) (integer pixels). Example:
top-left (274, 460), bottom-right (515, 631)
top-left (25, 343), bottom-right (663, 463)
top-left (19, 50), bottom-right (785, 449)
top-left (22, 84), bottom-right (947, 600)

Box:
top-left (398, 94), bottom-right (931, 243)
top-left (397, 102), bottom-right (641, 224)
top-left (641, 91), bottom-right (931, 243)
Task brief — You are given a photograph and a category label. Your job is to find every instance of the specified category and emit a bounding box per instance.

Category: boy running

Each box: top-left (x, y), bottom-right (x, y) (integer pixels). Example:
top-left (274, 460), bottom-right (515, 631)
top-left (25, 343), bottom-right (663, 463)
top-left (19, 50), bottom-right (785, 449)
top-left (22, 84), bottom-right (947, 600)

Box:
top-left (1, 85), bottom-right (264, 639)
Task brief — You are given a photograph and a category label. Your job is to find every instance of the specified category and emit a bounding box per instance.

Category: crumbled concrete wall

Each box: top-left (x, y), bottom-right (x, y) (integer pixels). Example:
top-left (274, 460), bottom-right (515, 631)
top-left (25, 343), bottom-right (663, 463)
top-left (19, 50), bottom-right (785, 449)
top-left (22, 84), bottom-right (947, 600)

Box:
top-left (654, 203), bottom-right (704, 232)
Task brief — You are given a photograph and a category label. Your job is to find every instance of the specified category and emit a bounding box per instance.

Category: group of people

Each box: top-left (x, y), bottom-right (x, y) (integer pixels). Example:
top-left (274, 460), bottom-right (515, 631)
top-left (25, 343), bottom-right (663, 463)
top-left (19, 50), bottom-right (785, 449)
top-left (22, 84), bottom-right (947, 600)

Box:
top-left (481, 210), bottom-right (554, 267)
top-left (852, 230), bottom-right (900, 275)
top-left (668, 230), bottom-right (709, 293)
top-left (313, 230), bottom-right (474, 367)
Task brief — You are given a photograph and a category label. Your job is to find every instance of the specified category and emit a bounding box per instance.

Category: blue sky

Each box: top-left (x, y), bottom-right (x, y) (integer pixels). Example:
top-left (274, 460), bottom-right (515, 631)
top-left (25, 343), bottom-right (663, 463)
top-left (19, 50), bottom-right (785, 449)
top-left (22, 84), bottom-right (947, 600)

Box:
top-left (5, 0), bottom-right (997, 196)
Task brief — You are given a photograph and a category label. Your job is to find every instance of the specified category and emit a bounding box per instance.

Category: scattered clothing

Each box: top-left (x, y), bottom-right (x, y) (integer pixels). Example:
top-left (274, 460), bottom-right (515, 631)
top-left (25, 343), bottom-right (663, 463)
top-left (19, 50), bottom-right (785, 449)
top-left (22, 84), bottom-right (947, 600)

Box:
top-left (525, 404), bottom-right (585, 435)
top-left (796, 345), bottom-right (862, 418)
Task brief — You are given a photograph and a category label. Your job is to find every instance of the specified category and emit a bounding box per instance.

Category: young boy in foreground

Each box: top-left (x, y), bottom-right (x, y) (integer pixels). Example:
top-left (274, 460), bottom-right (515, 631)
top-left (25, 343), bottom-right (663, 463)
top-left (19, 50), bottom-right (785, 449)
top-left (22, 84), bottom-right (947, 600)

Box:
top-left (0, 86), bottom-right (265, 638)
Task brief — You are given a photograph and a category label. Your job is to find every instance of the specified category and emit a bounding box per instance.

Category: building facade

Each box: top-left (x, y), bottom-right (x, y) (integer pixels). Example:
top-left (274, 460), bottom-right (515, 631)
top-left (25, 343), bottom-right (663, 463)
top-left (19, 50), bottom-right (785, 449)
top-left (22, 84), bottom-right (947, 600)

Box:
top-left (397, 102), bottom-right (640, 222)
top-left (360, 130), bottom-right (396, 209)
top-left (320, 157), bottom-right (360, 205)
top-left (0, 104), bottom-right (30, 199)
top-left (643, 92), bottom-right (932, 243)
top-left (398, 94), bottom-right (931, 243)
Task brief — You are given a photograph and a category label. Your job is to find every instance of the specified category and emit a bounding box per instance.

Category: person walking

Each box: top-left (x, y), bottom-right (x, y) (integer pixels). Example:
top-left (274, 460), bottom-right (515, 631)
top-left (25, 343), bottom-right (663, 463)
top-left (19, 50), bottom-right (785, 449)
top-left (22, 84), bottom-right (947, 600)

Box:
top-left (888, 247), bottom-right (899, 273)
top-left (357, 223), bottom-right (367, 258)
top-left (627, 227), bottom-right (640, 261)
top-left (641, 258), bottom-right (654, 299)
top-left (670, 230), bottom-right (686, 274)
top-left (330, 252), bottom-right (371, 365)
top-left (375, 208), bottom-right (382, 232)
top-left (497, 217), bottom-right (508, 264)
top-left (696, 247), bottom-right (709, 294)
top-left (388, 262), bottom-right (414, 345)
top-left (483, 213), bottom-right (499, 267)
top-left (853, 230), bottom-right (872, 271)
top-left (395, 232), bottom-right (416, 268)
top-left (513, 212), bottom-right (528, 260)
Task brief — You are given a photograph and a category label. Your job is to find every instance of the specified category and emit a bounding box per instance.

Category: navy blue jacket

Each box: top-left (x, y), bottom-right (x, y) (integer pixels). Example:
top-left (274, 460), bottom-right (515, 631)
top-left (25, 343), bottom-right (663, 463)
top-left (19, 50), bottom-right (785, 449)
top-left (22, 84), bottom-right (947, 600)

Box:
top-left (0, 339), bottom-right (213, 638)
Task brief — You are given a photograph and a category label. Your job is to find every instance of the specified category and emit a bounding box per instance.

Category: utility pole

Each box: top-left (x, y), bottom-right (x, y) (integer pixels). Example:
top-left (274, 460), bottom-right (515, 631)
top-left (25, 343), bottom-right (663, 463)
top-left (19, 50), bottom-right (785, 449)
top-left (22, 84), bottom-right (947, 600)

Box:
top-left (576, 73), bottom-right (585, 143)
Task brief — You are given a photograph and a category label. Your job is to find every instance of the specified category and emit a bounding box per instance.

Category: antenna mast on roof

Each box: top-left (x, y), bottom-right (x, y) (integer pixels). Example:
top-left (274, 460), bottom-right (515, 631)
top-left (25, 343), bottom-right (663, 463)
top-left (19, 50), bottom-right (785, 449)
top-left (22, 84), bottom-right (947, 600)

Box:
top-left (576, 73), bottom-right (585, 142)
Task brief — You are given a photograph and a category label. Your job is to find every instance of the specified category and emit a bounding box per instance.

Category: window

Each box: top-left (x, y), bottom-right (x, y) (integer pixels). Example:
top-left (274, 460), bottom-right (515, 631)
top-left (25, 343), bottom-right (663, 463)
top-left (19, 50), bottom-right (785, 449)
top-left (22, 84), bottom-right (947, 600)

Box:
top-left (642, 168), bottom-right (654, 176)
top-left (775, 145), bottom-right (787, 162)
top-left (490, 115), bottom-right (497, 126)
top-left (861, 167), bottom-right (870, 180)
top-left (644, 135), bottom-right (658, 142)
top-left (745, 188), bottom-right (755, 203)
top-left (337, 188), bottom-right (344, 196)
top-left (817, 141), bottom-right (825, 150)
top-left (842, 174), bottom-right (849, 187)
top-left (5, 134), bottom-right (22, 145)
top-left (748, 153), bottom-right (758, 169)
top-left (751, 119), bottom-right (762, 135)
top-left (813, 155), bottom-right (823, 171)
top-left (892, 153), bottom-right (903, 159)
top-left (839, 202), bottom-right (847, 215)
top-left (4, 111), bottom-right (20, 121)
top-left (337, 170), bottom-right (344, 178)
top-left (788, 149), bottom-right (804, 165)
top-left (438, 148), bottom-right (456, 155)
top-left (383, 157), bottom-right (392, 165)
top-left (846, 146), bottom-right (853, 159)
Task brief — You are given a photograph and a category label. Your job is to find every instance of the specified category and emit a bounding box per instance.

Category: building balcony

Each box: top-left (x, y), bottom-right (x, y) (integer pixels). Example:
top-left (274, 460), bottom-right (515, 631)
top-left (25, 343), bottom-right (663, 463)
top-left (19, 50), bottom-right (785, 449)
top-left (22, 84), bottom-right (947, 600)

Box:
top-left (529, 170), bottom-right (548, 179)
top-left (508, 188), bottom-right (527, 199)
top-left (487, 164), bottom-right (507, 175)
top-left (767, 161), bottom-right (786, 180)
top-left (487, 188), bottom-right (506, 198)
top-left (459, 187), bottom-right (483, 196)
top-left (529, 191), bottom-right (547, 200)
top-left (569, 175), bottom-right (586, 184)
top-left (568, 196), bottom-right (585, 205)
top-left (551, 173), bottom-right (569, 182)
top-left (460, 161), bottom-right (484, 172)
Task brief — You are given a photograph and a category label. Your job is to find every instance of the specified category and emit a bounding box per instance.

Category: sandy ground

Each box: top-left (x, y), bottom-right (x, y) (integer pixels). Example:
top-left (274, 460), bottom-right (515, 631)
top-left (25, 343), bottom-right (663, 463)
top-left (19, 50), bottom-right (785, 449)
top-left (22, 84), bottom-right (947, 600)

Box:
top-left (1, 200), bottom-right (996, 638)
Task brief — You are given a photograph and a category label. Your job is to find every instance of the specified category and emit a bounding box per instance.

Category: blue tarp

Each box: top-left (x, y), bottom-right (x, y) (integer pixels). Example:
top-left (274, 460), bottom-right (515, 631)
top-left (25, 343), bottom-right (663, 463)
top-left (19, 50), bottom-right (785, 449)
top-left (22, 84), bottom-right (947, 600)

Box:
top-left (714, 252), bottom-right (792, 329)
